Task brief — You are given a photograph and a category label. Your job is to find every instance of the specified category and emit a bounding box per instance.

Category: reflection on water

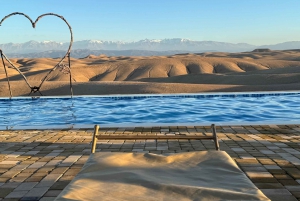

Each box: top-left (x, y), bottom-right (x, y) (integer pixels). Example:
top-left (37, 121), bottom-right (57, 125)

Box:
top-left (0, 93), bottom-right (300, 126)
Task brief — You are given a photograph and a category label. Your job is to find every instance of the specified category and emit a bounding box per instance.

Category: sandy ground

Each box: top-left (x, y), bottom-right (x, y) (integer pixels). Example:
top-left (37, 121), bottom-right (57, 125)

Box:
top-left (1, 49), bottom-right (300, 96)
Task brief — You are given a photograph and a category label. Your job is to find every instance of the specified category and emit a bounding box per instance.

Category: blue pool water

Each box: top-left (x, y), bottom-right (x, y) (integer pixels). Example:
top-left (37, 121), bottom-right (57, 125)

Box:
top-left (0, 92), bottom-right (300, 128)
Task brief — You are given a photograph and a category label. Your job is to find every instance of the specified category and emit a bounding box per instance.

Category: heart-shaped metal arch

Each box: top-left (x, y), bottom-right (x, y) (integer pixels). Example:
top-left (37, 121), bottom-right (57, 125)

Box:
top-left (0, 12), bottom-right (73, 97)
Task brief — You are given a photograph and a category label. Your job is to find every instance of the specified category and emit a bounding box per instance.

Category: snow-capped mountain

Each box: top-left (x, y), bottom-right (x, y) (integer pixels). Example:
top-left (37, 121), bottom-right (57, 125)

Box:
top-left (1, 38), bottom-right (300, 58)
top-left (0, 38), bottom-right (257, 54)
top-left (0, 40), bottom-right (66, 53)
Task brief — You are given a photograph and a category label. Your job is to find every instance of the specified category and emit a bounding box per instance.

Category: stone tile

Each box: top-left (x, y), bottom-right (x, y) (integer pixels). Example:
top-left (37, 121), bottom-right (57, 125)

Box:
top-left (10, 176), bottom-right (29, 183)
top-left (245, 171), bottom-right (274, 179)
top-left (39, 197), bottom-right (56, 201)
top-left (268, 169), bottom-right (286, 174)
top-left (27, 162), bottom-right (46, 169)
top-left (278, 179), bottom-right (299, 186)
top-left (63, 168), bottom-right (80, 176)
top-left (264, 165), bottom-right (281, 170)
top-left (274, 174), bottom-right (292, 180)
top-left (25, 176), bottom-right (44, 182)
top-left (14, 182), bottom-right (38, 191)
top-left (241, 167), bottom-right (267, 172)
top-left (58, 175), bottom-right (75, 182)
top-left (5, 191), bottom-right (28, 199)
top-left (231, 148), bottom-right (246, 152)
top-left (291, 191), bottom-right (300, 198)
top-left (252, 178), bottom-right (280, 184)
top-left (0, 178), bottom-right (10, 183)
top-left (50, 167), bottom-right (69, 174)
top-left (20, 196), bottom-right (41, 201)
top-left (264, 195), bottom-right (297, 201)
top-left (49, 181), bottom-right (70, 190)
top-left (0, 161), bottom-right (19, 165)
top-left (43, 190), bottom-right (62, 197)
top-left (261, 188), bottom-right (291, 195)
top-left (0, 182), bottom-right (21, 188)
top-left (41, 174), bottom-right (62, 183)
top-left (285, 185), bottom-right (300, 191)
top-left (25, 187), bottom-right (49, 198)
top-left (254, 182), bottom-right (284, 189)
top-left (0, 188), bottom-right (14, 198)
top-left (259, 150), bottom-right (275, 155)
top-left (258, 159), bottom-right (276, 165)
top-left (58, 156), bottom-right (81, 167)
top-left (288, 171), bottom-right (300, 179)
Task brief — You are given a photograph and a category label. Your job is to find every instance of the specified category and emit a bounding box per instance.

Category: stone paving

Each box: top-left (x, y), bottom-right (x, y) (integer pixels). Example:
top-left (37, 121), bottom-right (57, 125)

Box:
top-left (1, 125), bottom-right (300, 200)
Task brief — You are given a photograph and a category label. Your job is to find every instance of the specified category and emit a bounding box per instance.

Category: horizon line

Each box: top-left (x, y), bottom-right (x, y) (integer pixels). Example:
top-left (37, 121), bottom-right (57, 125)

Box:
top-left (1, 38), bottom-right (300, 46)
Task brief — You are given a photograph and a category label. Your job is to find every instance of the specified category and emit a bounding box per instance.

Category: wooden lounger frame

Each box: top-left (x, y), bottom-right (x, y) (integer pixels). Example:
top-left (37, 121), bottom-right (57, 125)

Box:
top-left (91, 124), bottom-right (220, 153)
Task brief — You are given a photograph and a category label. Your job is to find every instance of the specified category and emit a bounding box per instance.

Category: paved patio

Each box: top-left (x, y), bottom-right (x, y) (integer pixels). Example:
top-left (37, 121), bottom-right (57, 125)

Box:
top-left (1, 125), bottom-right (300, 201)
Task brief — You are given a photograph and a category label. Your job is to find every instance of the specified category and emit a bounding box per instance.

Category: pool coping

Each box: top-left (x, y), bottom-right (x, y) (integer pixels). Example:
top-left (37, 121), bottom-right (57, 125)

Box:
top-left (0, 90), bottom-right (300, 99)
top-left (1, 121), bottom-right (300, 130)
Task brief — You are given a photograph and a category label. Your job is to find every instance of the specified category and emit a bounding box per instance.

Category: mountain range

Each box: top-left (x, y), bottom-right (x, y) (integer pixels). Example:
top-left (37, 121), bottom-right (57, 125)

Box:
top-left (1, 38), bottom-right (300, 58)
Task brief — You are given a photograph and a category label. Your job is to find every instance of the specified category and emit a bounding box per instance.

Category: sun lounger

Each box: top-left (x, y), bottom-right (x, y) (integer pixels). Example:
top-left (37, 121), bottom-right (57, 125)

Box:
top-left (54, 125), bottom-right (270, 201)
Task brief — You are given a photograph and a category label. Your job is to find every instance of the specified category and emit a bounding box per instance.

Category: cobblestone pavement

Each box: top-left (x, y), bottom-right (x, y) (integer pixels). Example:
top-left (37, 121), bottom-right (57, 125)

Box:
top-left (1, 125), bottom-right (300, 201)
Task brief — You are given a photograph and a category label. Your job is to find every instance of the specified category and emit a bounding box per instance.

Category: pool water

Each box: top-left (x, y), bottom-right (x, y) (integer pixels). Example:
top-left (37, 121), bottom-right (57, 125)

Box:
top-left (0, 92), bottom-right (300, 128)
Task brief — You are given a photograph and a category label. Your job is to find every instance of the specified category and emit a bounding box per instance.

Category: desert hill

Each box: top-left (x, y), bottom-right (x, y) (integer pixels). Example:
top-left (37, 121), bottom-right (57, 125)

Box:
top-left (0, 49), bottom-right (300, 96)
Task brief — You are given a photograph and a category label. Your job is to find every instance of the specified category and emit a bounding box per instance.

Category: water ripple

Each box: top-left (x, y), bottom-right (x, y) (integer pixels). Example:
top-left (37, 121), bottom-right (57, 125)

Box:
top-left (0, 94), bottom-right (300, 126)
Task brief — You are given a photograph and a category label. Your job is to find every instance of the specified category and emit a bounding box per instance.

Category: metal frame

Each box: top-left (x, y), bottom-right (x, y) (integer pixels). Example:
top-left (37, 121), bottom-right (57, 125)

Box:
top-left (0, 12), bottom-right (73, 98)
top-left (91, 124), bottom-right (220, 153)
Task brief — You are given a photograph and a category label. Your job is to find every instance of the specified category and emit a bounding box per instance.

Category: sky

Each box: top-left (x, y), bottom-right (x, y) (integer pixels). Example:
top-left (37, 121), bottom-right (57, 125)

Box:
top-left (0, 0), bottom-right (300, 45)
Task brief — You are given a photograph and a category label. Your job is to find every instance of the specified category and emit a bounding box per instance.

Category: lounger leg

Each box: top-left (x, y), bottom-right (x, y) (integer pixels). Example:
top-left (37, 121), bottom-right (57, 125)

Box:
top-left (91, 125), bottom-right (99, 153)
top-left (211, 124), bottom-right (220, 151)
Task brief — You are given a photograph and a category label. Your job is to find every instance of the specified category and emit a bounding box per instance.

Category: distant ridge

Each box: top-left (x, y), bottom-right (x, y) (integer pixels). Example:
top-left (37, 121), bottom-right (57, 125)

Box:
top-left (1, 38), bottom-right (300, 58)
top-left (0, 38), bottom-right (255, 54)
top-left (252, 48), bottom-right (272, 52)
top-left (6, 49), bottom-right (194, 58)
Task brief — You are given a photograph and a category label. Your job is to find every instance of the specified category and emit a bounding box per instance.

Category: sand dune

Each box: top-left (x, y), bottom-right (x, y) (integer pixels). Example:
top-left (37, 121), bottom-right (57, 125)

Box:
top-left (0, 49), bottom-right (300, 96)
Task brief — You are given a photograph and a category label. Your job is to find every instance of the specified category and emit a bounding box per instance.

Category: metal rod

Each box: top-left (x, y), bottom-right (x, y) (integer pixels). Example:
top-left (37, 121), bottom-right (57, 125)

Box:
top-left (92, 124), bottom-right (220, 152)
top-left (28, 87), bottom-right (43, 96)
top-left (1, 51), bottom-right (32, 88)
top-left (96, 135), bottom-right (214, 140)
top-left (211, 124), bottom-right (220, 151)
top-left (0, 50), bottom-right (12, 98)
top-left (91, 125), bottom-right (99, 153)
top-left (0, 12), bottom-right (34, 27)
top-left (37, 13), bottom-right (73, 89)
top-left (94, 126), bottom-right (219, 150)
top-left (68, 53), bottom-right (73, 97)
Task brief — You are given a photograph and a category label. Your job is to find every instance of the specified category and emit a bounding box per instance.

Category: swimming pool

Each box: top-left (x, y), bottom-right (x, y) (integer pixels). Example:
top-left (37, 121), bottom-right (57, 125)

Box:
top-left (0, 91), bottom-right (300, 129)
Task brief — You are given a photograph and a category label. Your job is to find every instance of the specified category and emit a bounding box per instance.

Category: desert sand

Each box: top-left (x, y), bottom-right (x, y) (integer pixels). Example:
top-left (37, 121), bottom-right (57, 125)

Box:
top-left (1, 49), bottom-right (300, 97)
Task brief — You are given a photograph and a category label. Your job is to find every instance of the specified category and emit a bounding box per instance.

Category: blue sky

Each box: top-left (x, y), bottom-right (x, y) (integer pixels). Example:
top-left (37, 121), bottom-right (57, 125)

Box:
top-left (0, 0), bottom-right (300, 45)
